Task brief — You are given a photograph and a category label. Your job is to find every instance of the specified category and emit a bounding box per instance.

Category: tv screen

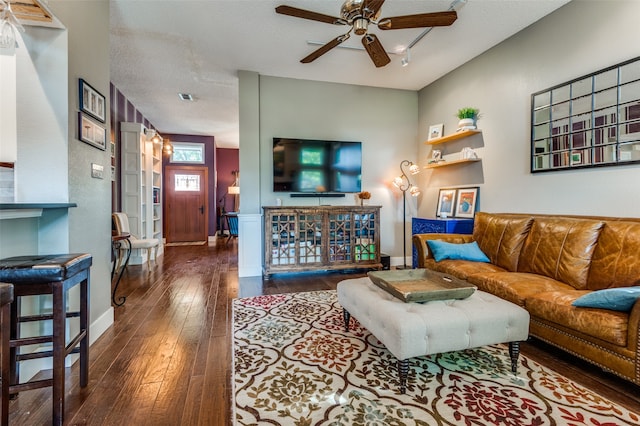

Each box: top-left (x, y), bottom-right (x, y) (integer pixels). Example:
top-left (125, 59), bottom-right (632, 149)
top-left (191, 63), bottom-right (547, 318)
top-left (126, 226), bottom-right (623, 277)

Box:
top-left (273, 138), bottom-right (362, 193)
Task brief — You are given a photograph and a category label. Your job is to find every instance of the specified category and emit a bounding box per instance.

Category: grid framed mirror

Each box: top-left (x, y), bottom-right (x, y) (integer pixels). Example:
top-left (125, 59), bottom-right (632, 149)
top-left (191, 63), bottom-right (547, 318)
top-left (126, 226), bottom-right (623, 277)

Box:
top-left (531, 56), bottom-right (640, 172)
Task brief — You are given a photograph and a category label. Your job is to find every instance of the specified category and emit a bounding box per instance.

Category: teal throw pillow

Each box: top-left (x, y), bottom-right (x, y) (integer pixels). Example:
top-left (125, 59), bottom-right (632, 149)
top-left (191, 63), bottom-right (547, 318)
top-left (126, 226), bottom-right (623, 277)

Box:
top-left (426, 240), bottom-right (490, 263)
top-left (572, 287), bottom-right (640, 312)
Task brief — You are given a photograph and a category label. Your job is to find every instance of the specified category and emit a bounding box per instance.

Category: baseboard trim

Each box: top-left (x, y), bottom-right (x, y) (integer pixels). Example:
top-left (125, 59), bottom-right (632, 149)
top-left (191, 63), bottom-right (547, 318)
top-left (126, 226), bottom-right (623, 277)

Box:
top-left (90, 306), bottom-right (115, 345)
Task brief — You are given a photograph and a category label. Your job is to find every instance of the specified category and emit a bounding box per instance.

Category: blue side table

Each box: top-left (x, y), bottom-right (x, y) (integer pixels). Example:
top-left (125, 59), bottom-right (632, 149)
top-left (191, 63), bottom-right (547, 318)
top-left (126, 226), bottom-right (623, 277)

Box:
top-left (412, 217), bottom-right (474, 267)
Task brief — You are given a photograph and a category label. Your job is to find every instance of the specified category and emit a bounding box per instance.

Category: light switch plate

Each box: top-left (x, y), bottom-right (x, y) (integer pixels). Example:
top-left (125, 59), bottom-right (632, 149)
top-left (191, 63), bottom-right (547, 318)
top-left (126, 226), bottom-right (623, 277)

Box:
top-left (91, 163), bottom-right (104, 179)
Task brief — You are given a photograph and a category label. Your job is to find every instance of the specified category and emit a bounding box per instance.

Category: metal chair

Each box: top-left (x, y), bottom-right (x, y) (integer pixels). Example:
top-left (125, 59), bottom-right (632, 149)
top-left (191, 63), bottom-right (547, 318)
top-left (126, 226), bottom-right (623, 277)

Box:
top-left (225, 214), bottom-right (238, 245)
top-left (112, 213), bottom-right (160, 267)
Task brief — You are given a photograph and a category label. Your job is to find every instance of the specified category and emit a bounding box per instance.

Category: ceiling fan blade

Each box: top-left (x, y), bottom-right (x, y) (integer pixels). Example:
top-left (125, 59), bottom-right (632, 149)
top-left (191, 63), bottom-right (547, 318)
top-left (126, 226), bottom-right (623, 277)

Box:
top-left (378, 11), bottom-right (457, 30)
top-left (362, 0), bottom-right (385, 19)
top-left (362, 34), bottom-right (391, 68)
top-left (301, 33), bottom-right (350, 63)
top-left (275, 5), bottom-right (345, 25)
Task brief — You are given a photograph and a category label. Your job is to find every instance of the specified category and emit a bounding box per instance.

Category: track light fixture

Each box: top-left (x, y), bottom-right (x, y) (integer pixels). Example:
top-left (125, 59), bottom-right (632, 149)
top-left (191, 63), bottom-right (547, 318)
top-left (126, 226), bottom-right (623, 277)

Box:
top-left (401, 48), bottom-right (410, 67)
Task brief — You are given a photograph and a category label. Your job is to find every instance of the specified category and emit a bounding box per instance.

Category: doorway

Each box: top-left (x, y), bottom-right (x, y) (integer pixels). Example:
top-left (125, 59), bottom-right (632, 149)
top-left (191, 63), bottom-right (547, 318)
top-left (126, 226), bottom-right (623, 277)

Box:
top-left (164, 166), bottom-right (209, 243)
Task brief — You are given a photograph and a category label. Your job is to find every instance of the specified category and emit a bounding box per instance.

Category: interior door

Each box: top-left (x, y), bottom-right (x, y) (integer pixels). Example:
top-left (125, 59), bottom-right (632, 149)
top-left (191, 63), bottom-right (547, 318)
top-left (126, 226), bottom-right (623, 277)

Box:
top-left (165, 166), bottom-right (208, 242)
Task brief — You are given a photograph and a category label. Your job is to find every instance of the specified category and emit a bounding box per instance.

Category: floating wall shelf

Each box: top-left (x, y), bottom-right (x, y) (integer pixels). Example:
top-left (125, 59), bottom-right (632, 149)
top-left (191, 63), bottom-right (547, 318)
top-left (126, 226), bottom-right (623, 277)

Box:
top-left (425, 158), bottom-right (482, 169)
top-left (425, 129), bottom-right (482, 145)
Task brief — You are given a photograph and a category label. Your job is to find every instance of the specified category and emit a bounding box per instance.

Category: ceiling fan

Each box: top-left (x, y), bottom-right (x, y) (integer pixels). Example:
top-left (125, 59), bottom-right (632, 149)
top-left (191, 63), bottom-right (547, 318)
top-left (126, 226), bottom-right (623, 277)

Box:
top-left (275, 0), bottom-right (457, 68)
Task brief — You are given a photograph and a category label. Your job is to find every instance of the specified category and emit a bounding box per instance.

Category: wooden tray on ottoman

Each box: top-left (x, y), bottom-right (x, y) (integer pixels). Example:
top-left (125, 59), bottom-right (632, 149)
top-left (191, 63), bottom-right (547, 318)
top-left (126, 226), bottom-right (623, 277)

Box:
top-left (367, 269), bottom-right (476, 303)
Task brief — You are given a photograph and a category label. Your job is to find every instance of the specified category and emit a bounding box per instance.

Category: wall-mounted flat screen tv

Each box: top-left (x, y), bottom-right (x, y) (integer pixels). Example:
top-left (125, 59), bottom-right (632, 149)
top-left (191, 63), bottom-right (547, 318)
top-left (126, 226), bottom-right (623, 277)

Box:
top-left (273, 138), bottom-right (362, 193)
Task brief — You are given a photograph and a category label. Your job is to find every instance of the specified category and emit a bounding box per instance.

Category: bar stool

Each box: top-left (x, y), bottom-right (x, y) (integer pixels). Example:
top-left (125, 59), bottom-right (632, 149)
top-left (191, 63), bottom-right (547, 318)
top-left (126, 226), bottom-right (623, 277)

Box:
top-left (0, 283), bottom-right (14, 426)
top-left (0, 254), bottom-right (92, 426)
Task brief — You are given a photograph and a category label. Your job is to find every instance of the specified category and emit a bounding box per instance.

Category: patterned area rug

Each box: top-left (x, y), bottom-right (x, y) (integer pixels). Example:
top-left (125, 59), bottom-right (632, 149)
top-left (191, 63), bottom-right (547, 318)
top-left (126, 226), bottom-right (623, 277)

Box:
top-left (233, 291), bottom-right (639, 426)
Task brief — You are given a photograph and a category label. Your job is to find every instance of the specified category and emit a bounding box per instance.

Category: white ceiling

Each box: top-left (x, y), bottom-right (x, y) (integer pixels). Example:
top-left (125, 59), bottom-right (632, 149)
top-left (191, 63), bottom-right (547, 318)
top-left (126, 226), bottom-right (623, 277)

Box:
top-left (110, 0), bottom-right (570, 148)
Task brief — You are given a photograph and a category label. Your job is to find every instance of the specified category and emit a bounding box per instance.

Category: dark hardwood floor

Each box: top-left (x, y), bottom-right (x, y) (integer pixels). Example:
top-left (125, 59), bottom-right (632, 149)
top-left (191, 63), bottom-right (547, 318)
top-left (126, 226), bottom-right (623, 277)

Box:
top-left (8, 238), bottom-right (640, 424)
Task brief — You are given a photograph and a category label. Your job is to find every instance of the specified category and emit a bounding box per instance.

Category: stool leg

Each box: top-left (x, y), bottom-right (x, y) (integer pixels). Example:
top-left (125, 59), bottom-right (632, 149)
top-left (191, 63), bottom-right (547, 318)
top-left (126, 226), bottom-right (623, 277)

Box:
top-left (1, 303), bottom-right (10, 426)
top-left (52, 284), bottom-right (65, 426)
top-left (80, 277), bottom-right (89, 388)
top-left (9, 300), bottom-right (18, 393)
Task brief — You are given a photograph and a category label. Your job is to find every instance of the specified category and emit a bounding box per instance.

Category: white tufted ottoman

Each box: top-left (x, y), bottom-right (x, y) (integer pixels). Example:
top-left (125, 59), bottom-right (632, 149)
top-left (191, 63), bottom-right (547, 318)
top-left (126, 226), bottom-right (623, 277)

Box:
top-left (337, 277), bottom-right (530, 393)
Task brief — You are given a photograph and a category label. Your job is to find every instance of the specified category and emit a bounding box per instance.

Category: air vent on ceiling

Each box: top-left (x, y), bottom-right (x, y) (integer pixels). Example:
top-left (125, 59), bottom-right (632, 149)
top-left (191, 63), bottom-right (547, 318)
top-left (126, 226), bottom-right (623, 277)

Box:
top-left (178, 93), bottom-right (194, 101)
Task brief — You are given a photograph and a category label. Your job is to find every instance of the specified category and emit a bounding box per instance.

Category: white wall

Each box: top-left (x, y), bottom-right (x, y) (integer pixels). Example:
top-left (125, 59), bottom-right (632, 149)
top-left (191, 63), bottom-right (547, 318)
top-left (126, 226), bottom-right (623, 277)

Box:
top-left (50, 0), bottom-right (113, 340)
top-left (15, 26), bottom-right (68, 202)
top-left (0, 23), bottom-right (69, 255)
top-left (417, 0), bottom-right (640, 218)
top-left (0, 50), bottom-right (17, 163)
top-left (238, 74), bottom-right (419, 271)
top-left (0, 2), bottom-right (112, 379)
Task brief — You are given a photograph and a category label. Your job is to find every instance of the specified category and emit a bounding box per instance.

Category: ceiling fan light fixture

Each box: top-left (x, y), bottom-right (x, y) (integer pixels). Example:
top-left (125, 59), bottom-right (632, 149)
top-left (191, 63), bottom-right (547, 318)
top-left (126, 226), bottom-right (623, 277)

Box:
top-left (276, 0), bottom-right (458, 68)
top-left (353, 17), bottom-right (368, 35)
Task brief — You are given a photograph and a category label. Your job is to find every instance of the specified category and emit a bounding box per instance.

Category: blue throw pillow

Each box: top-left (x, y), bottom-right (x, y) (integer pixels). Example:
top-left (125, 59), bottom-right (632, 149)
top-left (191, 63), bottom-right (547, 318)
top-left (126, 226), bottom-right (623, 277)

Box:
top-left (572, 287), bottom-right (640, 312)
top-left (426, 240), bottom-right (490, 263)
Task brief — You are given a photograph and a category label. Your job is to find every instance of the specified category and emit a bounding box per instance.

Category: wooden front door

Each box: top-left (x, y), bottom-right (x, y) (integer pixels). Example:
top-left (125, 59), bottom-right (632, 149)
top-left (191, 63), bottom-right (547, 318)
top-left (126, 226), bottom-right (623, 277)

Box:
top-left (165, 166), bottom-right (208, 242)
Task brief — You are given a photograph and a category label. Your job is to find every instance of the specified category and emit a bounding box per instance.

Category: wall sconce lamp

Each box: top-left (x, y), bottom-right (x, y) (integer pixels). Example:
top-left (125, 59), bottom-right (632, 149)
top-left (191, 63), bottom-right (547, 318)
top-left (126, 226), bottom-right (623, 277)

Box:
top-left (162, 137), bottom-right (173, 155)
top-left (393, 160), bottom-right (421, 269)
top-left (145, 128), bottom-right (163, 145)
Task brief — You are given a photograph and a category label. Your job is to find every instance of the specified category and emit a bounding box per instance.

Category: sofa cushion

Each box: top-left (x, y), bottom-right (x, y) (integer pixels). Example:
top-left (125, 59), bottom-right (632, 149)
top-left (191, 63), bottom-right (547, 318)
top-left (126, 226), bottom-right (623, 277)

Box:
top-left (572, 287), bottom-right (640, 312)
top-left (517, 217), bottom-right (604, 289)
top-left (426, 240), bottom-right (490, 263)
top-left (587, 221), bottom-right (640, 290)
top-left (526, 290), bottom-right (628, 346)
top-left (423, 258), bottom-right (506, 280)
top-left (467, 272), bottom-right (575, 307)
top-left (473, 212), bottom-right (534, 272)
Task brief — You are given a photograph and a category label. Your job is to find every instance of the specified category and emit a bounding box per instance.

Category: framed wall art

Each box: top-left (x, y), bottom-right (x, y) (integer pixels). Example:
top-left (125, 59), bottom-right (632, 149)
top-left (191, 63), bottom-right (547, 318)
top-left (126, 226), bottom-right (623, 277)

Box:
top-left (454, 187), bottom-right (479, 218)
top-left (79, 78), bottom-right (106, 123)
top-left (428, 123), bottom-right (444, 140)
top-left (436, 188), bottom-right (456, 218)
top-left (78, 112), bottom-right (107, 150)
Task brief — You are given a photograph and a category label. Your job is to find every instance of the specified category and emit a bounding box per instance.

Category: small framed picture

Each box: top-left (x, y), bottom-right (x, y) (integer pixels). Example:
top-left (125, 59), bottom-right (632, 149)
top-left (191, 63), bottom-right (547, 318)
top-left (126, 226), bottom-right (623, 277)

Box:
top-left (78, 112), bottom-right (107, 150)
top-left (571, 152), bottom-right (582, 165)
top-left (455, 187), bottom-right (479, 218)
top-left (436, 188), bottom-right (456, 218)
top-left (428, 123), bottom-right (444, 141)
top-left (431, 149), bottom-right (442, 161)
top-left (79, 78), bottom-right (106, 123)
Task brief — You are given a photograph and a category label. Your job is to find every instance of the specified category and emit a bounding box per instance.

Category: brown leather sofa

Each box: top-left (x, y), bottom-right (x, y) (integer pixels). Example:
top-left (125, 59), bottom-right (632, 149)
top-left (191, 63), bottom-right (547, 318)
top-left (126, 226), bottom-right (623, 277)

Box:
top-left (413, 212), bottom-right (640, 386)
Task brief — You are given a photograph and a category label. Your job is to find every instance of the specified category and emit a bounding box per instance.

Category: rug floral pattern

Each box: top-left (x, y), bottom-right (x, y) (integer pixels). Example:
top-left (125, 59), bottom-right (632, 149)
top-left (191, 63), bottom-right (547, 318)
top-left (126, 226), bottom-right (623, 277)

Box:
top-left (233, 291), bottom-right (639, 426)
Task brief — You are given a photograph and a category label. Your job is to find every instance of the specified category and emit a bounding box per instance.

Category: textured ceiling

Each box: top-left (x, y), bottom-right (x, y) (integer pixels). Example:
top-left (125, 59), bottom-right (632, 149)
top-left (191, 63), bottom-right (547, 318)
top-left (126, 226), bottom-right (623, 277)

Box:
top-left (109, 0), bottom-right (570, 148)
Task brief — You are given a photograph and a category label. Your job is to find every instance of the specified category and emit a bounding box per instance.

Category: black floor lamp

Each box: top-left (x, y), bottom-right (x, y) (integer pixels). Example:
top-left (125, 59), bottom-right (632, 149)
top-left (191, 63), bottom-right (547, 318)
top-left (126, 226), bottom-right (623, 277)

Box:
top-left (393, 160), bottom-right (421, 269)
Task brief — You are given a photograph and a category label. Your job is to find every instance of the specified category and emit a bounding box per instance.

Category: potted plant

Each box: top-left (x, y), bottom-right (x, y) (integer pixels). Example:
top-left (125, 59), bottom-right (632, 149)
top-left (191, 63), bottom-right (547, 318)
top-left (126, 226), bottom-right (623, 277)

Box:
top-left (456, 107), bottom-right (480, 130)
top-left (357, 191), bottom-right (371, 206)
